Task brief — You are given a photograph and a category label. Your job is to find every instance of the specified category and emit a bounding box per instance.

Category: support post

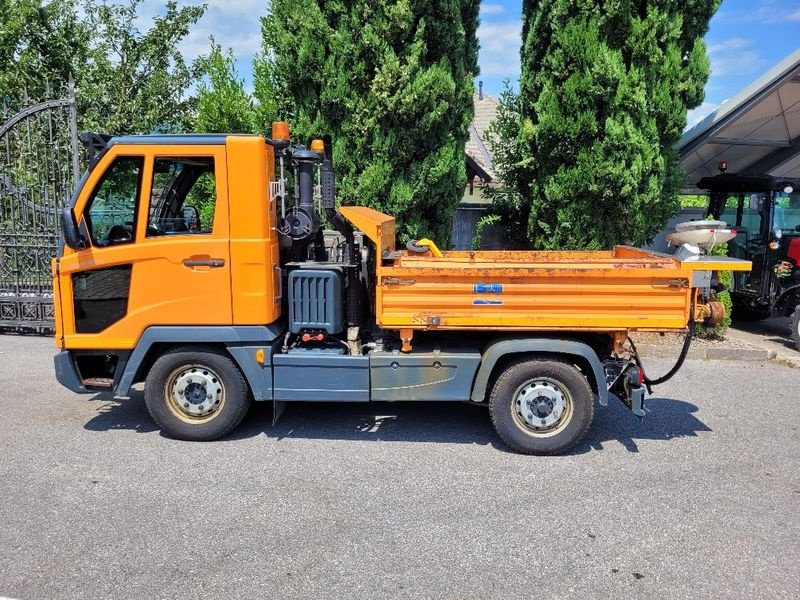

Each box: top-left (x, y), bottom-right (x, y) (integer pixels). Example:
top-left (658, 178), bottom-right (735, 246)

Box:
top-left (68, 74), bottom-right (80, 187)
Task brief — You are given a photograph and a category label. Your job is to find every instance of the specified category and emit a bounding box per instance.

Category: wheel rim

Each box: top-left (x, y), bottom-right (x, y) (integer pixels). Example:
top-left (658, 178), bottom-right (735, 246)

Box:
top-left (164, 364), bottom-right (226, 424)
top-left (511, 377), bottom-right (573, 437)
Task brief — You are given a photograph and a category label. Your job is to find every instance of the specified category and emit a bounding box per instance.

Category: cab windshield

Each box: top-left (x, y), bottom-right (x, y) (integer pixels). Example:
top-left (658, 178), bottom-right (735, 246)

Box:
top-left (773, 191), bottom-right (800, 234)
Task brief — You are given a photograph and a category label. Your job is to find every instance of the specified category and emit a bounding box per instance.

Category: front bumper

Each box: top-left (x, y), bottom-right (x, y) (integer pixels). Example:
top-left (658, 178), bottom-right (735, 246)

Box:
top-left (54, 351), bottom-right (88, 394)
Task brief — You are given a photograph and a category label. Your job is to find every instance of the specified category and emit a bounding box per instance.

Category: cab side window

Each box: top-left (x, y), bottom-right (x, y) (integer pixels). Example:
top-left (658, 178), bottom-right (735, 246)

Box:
top-left (84, 156), bottom-right (143, 246)
top-left (147, 157), bottom-right (216, 236)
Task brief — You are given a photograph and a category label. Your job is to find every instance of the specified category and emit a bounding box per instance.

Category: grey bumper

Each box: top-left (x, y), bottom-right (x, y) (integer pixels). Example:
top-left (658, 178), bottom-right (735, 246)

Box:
top-left (54, 351), bottom-right (88, 394)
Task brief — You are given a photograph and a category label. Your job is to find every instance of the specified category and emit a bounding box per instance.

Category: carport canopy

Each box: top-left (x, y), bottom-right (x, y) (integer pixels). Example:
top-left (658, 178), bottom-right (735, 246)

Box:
top-left (678, 49), bottom-right (800, 193)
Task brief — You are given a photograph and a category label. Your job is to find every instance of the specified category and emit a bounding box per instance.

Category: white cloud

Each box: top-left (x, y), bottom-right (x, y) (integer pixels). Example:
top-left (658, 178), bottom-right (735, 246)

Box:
top-left (481, 4), bottom-right (505, 15)
top-left (707, 37), bottom-right (752, 52)
top-left (707, 38), bottom-right (766, 77)
top-left (477, 21), bottom-right (522, 77)
top-left (716, 0), bottom-right (800, 24)
top-left (685, 102), bottom-right (720, 130)
top-left (136, 0), bottom-right (267, 61)
top-left (753, 0), bottom-right (800, 22)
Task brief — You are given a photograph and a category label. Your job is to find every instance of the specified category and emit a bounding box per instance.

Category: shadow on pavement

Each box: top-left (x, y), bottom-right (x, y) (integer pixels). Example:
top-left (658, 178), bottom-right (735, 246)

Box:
top-left (83, 391), bottom-right (711, 454)
top-left (83, 390), bottom-right (159, 434)
top-left (733, 316), bottom-right (796, 350)
top-left (574, 396), bottom-right (711, 454)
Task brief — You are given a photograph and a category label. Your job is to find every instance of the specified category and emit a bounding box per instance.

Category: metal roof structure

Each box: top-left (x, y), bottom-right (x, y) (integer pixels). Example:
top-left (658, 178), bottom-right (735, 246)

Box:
top-left (678, 49), bottom-right (800, 192)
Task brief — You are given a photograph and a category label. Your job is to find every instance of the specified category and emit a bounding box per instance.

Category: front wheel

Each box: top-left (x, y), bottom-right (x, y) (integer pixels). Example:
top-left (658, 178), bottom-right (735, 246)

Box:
top-left (791, 306), bottom-right (800, 352)
top-left (144, 346), bottom-right (252, 441)
top-left (489, 359), bottom-right (594, 455)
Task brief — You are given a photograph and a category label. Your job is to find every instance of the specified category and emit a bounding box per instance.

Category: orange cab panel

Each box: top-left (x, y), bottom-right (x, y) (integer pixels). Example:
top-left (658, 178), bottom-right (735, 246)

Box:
top-left (56, 140), bottom-right (234, 350)
top-left (227, 136), bottom-right (281, 325)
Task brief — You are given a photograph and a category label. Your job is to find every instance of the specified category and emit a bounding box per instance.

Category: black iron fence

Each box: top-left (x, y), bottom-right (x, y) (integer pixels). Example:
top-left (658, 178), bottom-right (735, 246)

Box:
top-left (0, 78), bottom-right (80, 332)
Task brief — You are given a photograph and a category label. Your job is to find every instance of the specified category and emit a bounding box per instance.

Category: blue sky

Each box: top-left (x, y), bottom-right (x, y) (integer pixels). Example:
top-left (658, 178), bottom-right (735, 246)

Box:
top-left (475, 0), bottom-right (800, 128)
top-left (143, 0), bottom-right (800, 130)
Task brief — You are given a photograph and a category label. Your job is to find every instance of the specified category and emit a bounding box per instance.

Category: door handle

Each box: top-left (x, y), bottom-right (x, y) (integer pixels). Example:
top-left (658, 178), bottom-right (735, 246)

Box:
top-left (183, 258), bottom-right (225, 268)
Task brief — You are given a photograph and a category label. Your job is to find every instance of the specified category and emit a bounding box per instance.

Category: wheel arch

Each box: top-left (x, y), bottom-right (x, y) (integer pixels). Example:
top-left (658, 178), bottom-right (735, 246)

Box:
top-left (471, 338), bottom-right (607, 406)
top-left (114, 325), bottom-right (282, 400)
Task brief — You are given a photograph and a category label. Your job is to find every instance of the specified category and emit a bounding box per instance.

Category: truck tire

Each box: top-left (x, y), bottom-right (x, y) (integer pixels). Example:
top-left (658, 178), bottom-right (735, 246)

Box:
top-left (489, 358), bottom-right (594, 455)
top-left (792, 306), bottom-right (800, 352)
top-left (144, 346), bottom-right (252, 441)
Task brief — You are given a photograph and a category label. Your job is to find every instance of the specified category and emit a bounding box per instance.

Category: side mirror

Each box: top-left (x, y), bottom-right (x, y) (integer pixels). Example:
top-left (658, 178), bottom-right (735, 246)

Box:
top-left (749, 194), bottom-right (764, 212)
top-left (60, 207), bottom-right (85, 251)
top-left (182, 205), bottom-right (199, 231)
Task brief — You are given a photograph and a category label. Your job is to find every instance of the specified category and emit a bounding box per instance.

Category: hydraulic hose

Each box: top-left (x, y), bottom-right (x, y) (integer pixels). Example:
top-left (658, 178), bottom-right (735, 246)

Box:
top-left (630, 320), bottom-right (696, 394)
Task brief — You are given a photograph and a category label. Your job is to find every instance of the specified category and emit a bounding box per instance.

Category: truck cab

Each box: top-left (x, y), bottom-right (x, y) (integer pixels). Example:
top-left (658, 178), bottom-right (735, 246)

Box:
top-left (53, 126), bottom-right (750, 455)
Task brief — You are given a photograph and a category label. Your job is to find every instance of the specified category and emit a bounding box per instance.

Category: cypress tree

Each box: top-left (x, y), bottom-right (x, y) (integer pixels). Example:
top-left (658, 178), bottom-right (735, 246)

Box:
top-left (489, 1), bottom-right (720, 249)
top-left (255, 0), bottom-right (480, 243)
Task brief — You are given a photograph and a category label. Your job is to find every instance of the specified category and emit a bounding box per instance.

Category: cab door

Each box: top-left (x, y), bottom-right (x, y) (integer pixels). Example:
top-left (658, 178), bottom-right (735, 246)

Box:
top-left (57, 143), bottom-right (232, 350)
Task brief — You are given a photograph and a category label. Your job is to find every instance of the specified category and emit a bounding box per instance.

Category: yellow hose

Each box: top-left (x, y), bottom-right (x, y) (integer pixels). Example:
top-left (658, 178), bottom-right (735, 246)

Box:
top-left (415, 238), bottom-right (443, 258)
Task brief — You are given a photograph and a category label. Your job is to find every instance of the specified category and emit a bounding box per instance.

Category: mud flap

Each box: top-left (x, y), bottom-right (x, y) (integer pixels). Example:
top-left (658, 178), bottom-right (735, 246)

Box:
top-left (627, 386), bottom-right (646, 418)
top-left (273, 400), bottom-right (287, 425)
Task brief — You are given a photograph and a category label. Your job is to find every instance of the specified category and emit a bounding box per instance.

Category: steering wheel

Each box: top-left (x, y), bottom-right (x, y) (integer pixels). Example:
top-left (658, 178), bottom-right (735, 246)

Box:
top-left (107, 224), bottom-right (132, 244)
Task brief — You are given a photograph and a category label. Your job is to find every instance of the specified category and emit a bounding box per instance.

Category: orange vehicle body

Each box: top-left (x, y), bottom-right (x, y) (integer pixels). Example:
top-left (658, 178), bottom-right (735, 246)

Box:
top-left (50, 129), bottom-right (752, 453)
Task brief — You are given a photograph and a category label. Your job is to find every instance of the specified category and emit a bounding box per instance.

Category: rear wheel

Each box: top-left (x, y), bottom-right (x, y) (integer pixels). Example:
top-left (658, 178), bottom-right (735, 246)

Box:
top-left (489, 359), bottom-right (594, 455)
top-left (144, 346), bottom-right (251, 441)
top-left (791, 306), bottom-right (800, 351)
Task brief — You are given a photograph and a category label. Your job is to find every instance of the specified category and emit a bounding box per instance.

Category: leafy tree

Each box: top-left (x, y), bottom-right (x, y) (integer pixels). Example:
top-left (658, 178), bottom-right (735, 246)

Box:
top-left (78, 0), bottom-right (206, 135)
top-left (679, 194), bottom-right (709, 208)
top-left (256, 0), bottom-right (480, 243)
top-left (0, 0), bottom-right (87, 104)
top-left (188, 39), bottom-right (258, 229)
top-left (194, 39), bottom-right (258, 134)
top-left (488, 1), bottom-right (720, 249)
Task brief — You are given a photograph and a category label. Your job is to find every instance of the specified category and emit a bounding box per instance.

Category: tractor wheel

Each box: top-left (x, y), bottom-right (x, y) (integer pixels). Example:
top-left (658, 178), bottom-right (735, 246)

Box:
top-left (489, 358), bottom-right (594, 455)
top-left (144, 346), bottom-right (251, 441)
top-left (791, 306), bottom-right (800, 352)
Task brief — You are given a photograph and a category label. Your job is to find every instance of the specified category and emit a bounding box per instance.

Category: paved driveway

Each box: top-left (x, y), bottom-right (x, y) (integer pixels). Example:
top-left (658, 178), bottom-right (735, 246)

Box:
top-left (0, 334), bottom-right (798, 599)
top-left (733, 315), bottom-right (794, 348)
top-left (728, 316), bottom-right (800, 365)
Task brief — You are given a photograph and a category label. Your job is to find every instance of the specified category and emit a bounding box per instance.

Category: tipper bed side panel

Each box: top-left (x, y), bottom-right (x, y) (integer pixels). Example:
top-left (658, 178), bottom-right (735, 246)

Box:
top-left (376, 250), bottom-right (694, 331)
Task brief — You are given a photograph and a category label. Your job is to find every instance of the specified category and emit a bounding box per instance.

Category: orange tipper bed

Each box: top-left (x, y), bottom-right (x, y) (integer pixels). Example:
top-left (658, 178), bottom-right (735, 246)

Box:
top-left (340, 206), bottom-right (750, 335)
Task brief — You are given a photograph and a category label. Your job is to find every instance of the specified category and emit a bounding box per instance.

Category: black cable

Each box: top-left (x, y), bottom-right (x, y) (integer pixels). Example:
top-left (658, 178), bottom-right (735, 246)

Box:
top-left (629, 320), bottom-right (696, 394)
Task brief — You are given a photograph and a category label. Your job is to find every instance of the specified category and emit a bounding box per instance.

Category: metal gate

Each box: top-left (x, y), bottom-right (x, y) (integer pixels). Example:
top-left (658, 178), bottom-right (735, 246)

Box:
top-left (0, 78), bottom-right (80, 332)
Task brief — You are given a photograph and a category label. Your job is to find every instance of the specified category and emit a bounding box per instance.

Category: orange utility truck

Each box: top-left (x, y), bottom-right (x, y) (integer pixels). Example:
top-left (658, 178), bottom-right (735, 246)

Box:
top-left (52, 125), bottom-right (751, 454)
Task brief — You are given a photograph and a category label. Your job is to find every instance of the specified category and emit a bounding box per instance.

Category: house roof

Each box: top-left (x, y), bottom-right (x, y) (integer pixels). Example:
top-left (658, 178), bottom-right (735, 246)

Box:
top-left (678, 49), bottom-right (800, 192)
top-left (466, 91), bottom-right (500, 182)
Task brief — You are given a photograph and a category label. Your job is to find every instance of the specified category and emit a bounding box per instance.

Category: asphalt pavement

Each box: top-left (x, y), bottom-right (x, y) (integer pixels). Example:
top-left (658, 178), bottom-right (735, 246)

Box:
top-left (1, 334), bottom-right (798, 599)
top-left (727, 316), bottom-right (800, 368)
